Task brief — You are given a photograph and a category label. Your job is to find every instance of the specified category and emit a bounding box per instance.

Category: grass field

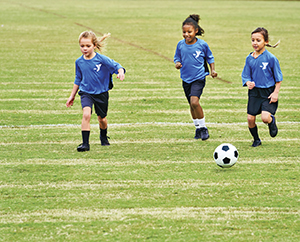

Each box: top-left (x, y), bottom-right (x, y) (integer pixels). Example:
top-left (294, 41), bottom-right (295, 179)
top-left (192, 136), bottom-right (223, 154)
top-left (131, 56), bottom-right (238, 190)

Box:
top-left (0, 0), bottom-right (300, 241)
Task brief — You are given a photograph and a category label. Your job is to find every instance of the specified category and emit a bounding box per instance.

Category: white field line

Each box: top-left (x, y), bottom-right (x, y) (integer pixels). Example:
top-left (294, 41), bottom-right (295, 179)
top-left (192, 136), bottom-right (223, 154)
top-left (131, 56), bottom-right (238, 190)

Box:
top-left (1, 84), bottom-right (299, 90)
top-left (0, 179), bottom-right (297, 189)
top-left (0, 108), bottom-right (298, 115)
top-left (0, 137), bottom-right (300, 146)
top-left (1, 207), bottom-right (298, 224)
top-left (1, 121), bottom-right (300, 129)
top-left (0, 158), bottom-right (299, 165)
top-left (0, 180), bottom-right (235, 189)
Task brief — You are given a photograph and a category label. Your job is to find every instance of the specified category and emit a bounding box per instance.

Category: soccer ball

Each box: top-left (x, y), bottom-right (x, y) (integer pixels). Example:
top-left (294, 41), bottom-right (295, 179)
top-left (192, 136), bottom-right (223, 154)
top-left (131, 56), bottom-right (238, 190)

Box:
top-left (213, 143), bottom-right (239, 168)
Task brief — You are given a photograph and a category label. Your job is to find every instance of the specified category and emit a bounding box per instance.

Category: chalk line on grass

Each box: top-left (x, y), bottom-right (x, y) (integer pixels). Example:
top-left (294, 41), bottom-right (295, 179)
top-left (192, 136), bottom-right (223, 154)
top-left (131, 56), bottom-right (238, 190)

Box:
top-left (1, 121), bottom-right (300, 129)
top-left (1, 207), bottom-right (298, 224)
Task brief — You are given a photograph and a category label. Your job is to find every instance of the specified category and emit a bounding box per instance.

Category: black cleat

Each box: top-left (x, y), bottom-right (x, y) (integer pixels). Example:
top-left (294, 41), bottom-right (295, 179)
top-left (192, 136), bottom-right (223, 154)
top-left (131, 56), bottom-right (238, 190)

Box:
top-left (252, 139), bottom-right (261, 147)
top-left (200, 127), bottom-right (209, 140)
top-left (268, 115), bottom-right (278, 138)
top-left (100, 136), bottom-right (110, 146)
top-left (194, 129), bottom-right (201, 139)
top-left (77, 143), bottom-right (90, 152)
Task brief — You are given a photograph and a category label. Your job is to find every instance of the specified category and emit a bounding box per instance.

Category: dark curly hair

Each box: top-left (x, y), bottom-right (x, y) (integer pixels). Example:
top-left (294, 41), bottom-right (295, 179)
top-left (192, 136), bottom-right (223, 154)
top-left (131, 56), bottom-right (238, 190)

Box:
top-left (182, 14), bottom-right (205, 36)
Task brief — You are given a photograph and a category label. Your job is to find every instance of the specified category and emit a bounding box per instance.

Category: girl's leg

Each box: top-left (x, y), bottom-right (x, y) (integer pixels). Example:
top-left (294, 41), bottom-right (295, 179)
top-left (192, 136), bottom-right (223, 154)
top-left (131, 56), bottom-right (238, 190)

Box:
top-left (190, 96), bottom-right (209, 140)
top-left (261, 111), bottom-right (278, 137)
top-left (97, 116), bottom-right (107, 129)
top-left (190, 96), bottom-right (204, 119)
top-left (82, 107), bottom-right (92, 130)
top-left (98, 116), bottom-right (110, 146)
top-left (247, 114), bottom-right (256, 129)
top-left (261, 111), bottom-right (272, 124)
top-left (78, 107), bottom-right (92, 151)
top-left (248, 114), bottom-right (261, 147)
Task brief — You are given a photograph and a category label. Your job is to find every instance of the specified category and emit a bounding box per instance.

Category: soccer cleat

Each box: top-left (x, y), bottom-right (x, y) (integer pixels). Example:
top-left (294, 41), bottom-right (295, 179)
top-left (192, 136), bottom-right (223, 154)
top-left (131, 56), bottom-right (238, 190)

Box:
top-left (100, 136), bottom-right (110, 146)
top-left (77, 143), bottom-right (90, 152)
top-left (268, 115), bottom-right (278, 138)
top-left (194, 128), bottom-right (201, 139)
top-left (252, 139), bottom-right (261, 147)
top-left (200, 127), bottom-right (209, 140)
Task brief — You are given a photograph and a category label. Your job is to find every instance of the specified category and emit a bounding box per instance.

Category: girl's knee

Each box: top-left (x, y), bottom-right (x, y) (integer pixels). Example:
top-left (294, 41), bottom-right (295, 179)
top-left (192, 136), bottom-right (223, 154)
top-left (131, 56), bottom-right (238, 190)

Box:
top-left (261, 116), bottom-right (270, 124)
top-left (261, 112), bottom-right (271, 124)
top-left (190, 101), bottom-right (200, 109)
top-left (98, 116), bottom-right (107, 124)
top-left (82, 112), bottom-right (91, 121)
top-left (247, 115), bottom-right (256, 127)
top-left (98, 116), bottom-right (105, 121)
top-left (247, 116), bottom-right (254, 122)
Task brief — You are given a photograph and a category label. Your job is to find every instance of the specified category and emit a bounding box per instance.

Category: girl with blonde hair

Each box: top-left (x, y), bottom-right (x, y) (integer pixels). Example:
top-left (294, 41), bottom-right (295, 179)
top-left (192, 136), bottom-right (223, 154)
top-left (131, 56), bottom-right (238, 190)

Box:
top-left (66, 31), bottom-right (125, 151)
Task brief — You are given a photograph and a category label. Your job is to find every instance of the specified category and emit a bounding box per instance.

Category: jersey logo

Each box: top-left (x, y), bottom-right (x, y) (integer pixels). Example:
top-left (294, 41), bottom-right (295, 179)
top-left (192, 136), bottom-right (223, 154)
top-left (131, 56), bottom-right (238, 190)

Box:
top-left (193, 51), bottom-right (201, 58)
top-left (94, 64), bottom-right (102, 72)
top-left (260, 62), bottom-right (269, 70)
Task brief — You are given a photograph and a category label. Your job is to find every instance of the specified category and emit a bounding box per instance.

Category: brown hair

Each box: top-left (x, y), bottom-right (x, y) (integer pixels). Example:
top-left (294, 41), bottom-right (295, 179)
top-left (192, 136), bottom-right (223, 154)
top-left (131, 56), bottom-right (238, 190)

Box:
top-left (79, 31), bottom-right (111, 52)
top-left (251, 27), bottom-right (280, 48)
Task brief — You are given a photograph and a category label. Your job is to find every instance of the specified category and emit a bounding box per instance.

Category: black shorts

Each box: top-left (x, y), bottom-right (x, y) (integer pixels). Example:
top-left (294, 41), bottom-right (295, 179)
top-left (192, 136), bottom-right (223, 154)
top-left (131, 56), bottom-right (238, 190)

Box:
top-left (183, 79), bottom-right (206, 104)
top-left (79, 91), bottom-right (109, 118)
top-left (247, 86), bottom-right (278, 116)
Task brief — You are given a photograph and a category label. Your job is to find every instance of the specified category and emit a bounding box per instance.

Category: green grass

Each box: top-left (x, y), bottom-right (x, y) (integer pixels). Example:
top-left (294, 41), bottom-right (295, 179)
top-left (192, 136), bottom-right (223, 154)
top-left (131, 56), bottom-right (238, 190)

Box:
top-left (0, 0), bottom-right (300, 241)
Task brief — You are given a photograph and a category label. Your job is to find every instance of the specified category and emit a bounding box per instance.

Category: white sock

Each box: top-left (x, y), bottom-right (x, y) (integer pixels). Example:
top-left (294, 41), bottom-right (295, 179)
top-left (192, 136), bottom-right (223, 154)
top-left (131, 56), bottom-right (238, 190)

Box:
top-left (198, 117), bottom-right (206, 128)
top-left (193, 119), bottom-right (200, 129)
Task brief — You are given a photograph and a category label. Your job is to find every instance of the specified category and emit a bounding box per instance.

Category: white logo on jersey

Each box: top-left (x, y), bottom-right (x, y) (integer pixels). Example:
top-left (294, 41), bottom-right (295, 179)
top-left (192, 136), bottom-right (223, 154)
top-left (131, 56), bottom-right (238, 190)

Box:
top-left (94, 64), bottom-right (102, 72)
top-left (260, 62), bottom-right (269, 70)
top-left (193, 51), bottom-right (201, 58)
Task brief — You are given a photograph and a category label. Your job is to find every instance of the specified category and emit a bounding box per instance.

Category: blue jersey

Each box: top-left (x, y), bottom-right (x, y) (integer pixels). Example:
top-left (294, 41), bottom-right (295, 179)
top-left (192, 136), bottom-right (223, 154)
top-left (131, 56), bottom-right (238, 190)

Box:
top-left (174, 38), bottom-right (215, 83)
top-left (242, 49), bottom-right (283, 88)
top-left (74, 52), bottom-right (125, 94)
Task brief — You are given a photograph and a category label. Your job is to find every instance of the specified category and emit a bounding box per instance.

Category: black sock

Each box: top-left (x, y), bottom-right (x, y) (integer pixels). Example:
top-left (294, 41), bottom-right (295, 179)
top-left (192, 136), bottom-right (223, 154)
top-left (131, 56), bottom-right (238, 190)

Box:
top-left (100, 128), bottom-right (107, 138)
top-left (82, 131), bottom-right (90, 144)
top-left (249, 126), bottom-right (259, 140)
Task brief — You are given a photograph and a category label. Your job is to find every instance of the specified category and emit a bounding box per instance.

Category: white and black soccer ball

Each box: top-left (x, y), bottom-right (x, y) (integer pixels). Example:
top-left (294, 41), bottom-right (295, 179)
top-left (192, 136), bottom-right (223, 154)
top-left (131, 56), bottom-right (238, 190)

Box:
top-left (213, 143), bottom-right (239, 168)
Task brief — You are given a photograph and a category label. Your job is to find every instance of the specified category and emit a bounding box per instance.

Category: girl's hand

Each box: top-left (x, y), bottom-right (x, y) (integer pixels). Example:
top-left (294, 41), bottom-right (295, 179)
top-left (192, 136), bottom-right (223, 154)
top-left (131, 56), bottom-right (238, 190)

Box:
top-left (268, 92), bottom-right (279, 103)
top-left (175, 62), bottom-right (182, 69)
top-left (117, 68), bottom-right (125, 81)
top-left (117, 73), bottom-right (125, 81)
top-left (66, 96), bottom-right (75, 107)
top-left (247, 81), bottom-right (255, 90)
top-left (211, 70), bottom-right (218, 78)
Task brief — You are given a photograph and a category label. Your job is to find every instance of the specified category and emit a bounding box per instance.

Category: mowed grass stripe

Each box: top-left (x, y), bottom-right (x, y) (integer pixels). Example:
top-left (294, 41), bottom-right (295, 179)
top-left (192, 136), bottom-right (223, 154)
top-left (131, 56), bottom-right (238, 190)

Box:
top-left (1, 207), bottom-right (298, 224)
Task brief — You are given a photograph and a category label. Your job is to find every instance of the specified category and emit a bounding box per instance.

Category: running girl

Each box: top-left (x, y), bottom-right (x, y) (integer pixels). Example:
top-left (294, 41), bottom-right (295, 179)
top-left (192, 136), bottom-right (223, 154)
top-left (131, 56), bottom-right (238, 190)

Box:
top-left (66, 31), bottom-right (125, 152)
top-left (242, 27), bottom-right (282, 147)
top-left (174, 14), bottom-right (217, 140)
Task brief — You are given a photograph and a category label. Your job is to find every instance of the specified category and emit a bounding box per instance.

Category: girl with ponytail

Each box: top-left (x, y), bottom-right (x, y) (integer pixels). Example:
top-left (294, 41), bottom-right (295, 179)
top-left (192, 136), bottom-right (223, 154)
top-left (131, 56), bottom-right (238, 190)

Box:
top-left (242, 27), bottom-right (283, 147)
top-left (174, 14), bottom-right (217, 140)
top-left (66, 31), bottom-right (125, 151)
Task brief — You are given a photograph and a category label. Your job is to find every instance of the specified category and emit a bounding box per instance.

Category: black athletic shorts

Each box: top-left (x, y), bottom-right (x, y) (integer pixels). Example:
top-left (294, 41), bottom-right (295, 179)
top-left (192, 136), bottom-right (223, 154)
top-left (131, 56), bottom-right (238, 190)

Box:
top-left (247, 86), bottom-right (278, 116)
top-left (182, 79), bottom-right (206, 104)
top-left (79, 91), bottom-right (109, 118)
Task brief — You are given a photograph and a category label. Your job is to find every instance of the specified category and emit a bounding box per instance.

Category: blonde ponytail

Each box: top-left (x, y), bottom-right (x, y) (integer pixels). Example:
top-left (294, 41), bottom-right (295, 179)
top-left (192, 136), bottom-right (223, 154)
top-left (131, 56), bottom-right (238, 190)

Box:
top-left (96, 33), bottom-right (111, 52)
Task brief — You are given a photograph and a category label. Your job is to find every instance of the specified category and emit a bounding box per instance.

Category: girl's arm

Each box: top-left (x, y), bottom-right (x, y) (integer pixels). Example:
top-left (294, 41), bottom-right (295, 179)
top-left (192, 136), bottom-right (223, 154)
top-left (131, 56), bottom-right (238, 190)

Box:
top-left (268, 81), bottom-right (282, 103)
top-left (66, 84), bottom-right (79, 107)
top-left (209, 63), bottom-right (218, 78)
top-left (117, 68), bottom-right (125, 81)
